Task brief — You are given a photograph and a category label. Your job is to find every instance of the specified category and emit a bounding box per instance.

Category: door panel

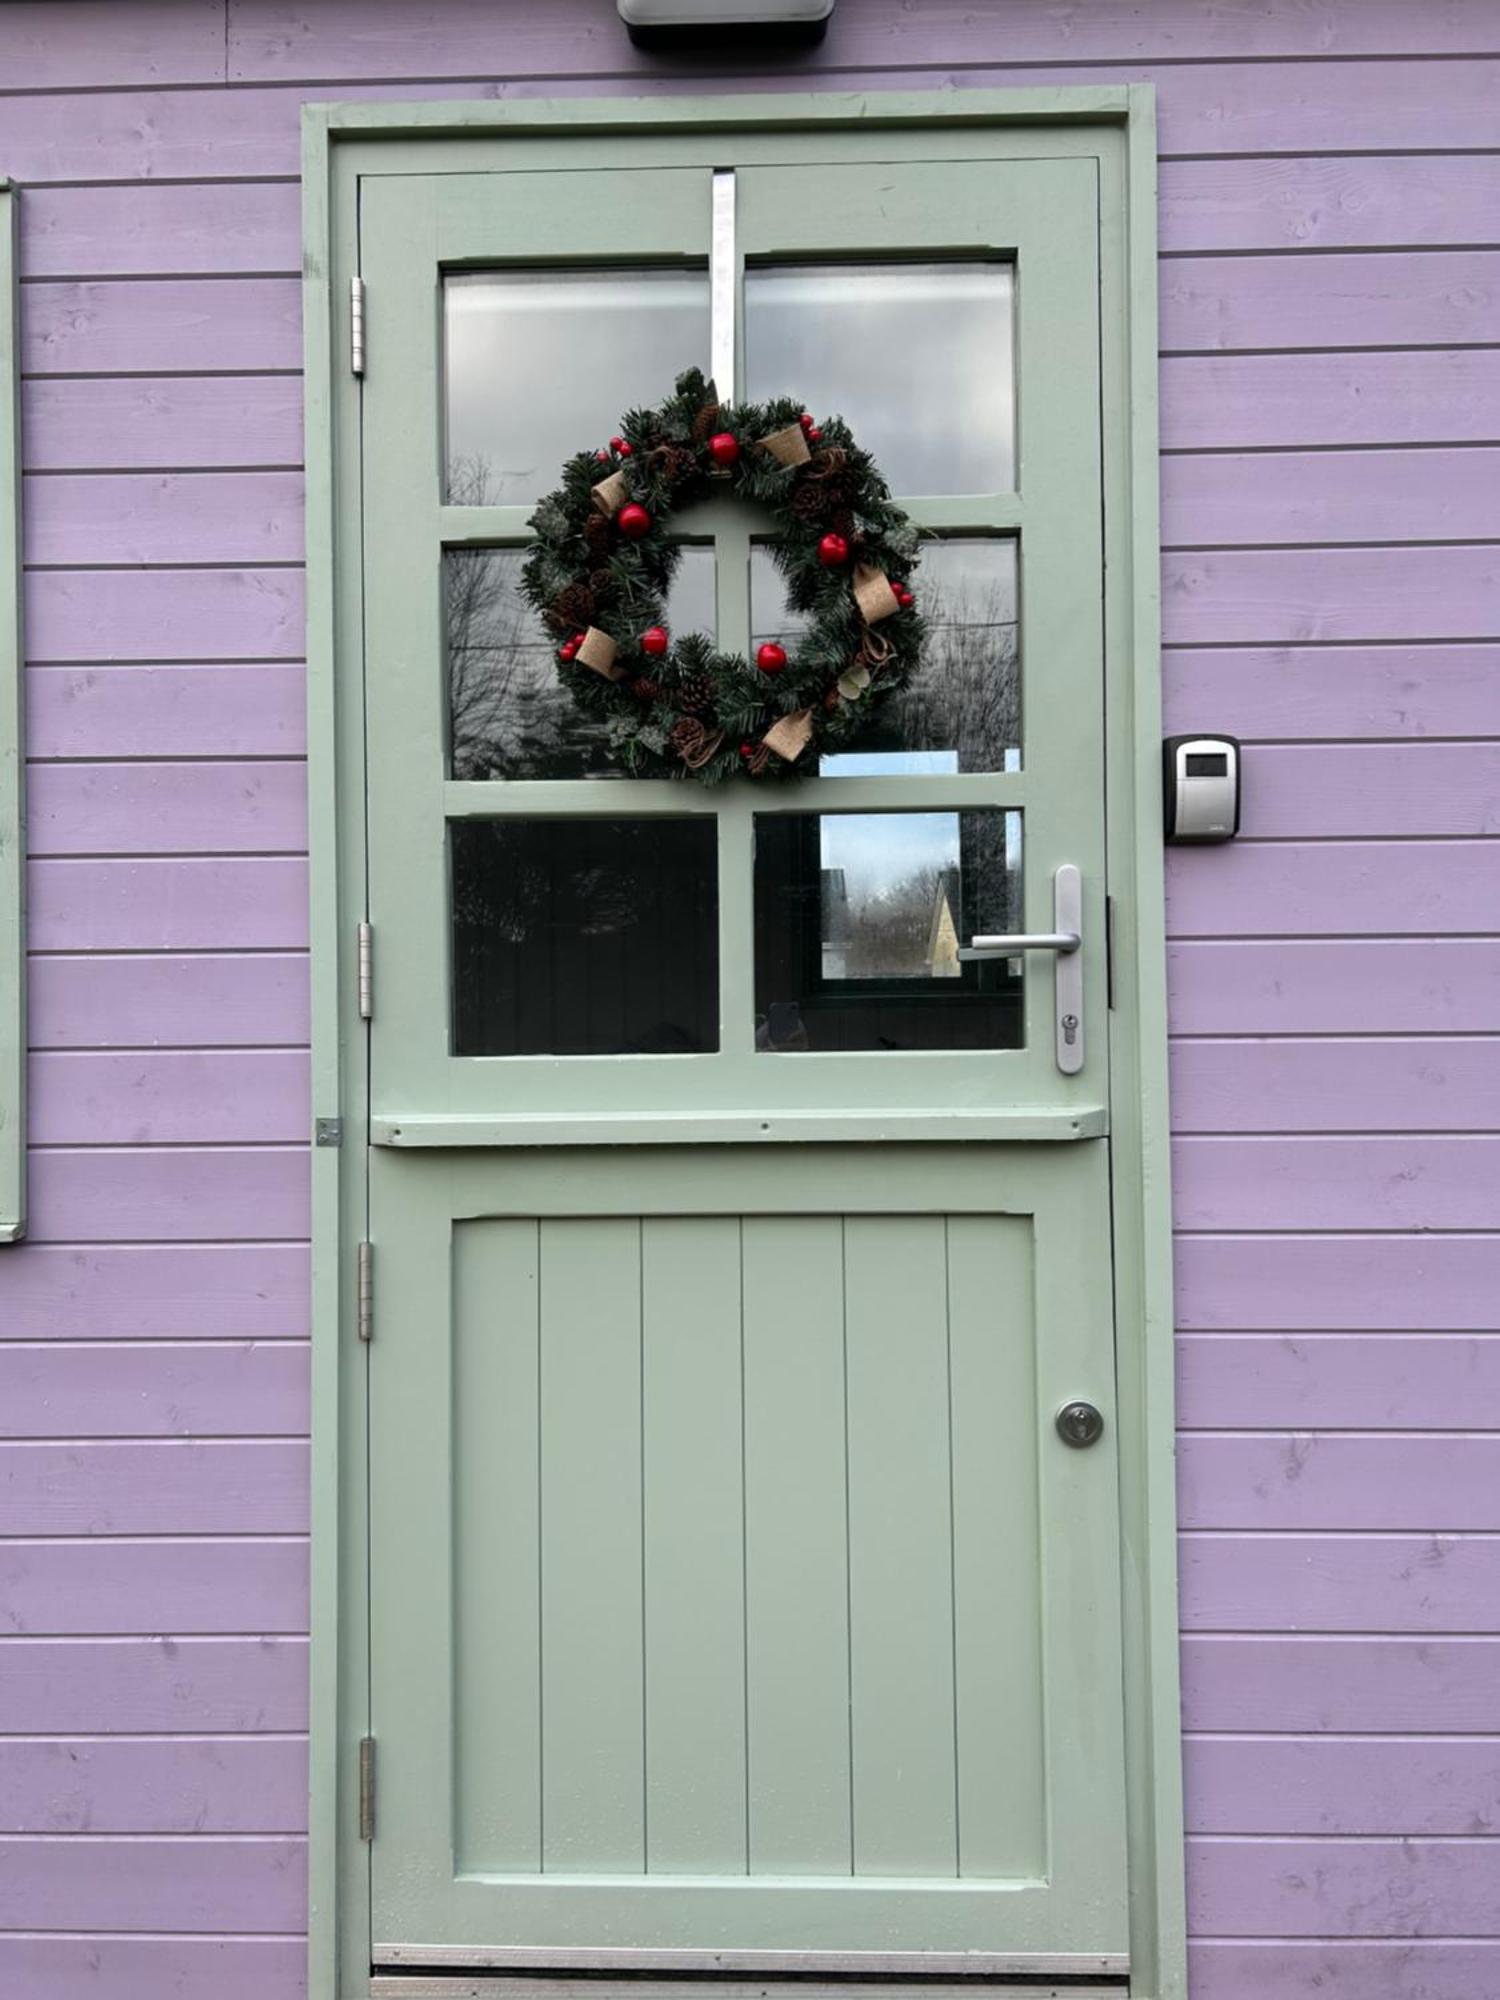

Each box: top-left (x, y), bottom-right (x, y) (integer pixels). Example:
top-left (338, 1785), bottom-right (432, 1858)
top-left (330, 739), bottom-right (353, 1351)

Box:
top-left (369, 1145), bottom-right (1126, 1959)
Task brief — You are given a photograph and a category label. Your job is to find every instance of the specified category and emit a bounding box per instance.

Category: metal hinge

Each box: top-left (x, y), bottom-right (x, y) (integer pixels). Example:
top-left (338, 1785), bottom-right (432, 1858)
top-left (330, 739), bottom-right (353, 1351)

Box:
top-left (357, 1240), bottom-right (373, 1343)
top-left (358, 1735), bottom-right (376, 1841)
top-left (350, 275), bottom-right (366, 377)
top-left (357, 921), bottom-right (373, 1020)
top-left (1105, 895), bottom-right (1116, 1011)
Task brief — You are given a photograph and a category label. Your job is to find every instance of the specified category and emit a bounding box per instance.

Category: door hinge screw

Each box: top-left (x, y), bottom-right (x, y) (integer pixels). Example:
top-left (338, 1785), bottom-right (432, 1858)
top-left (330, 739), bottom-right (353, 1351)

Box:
top-left (358, 1735), bottom-right (376, 1841)
top-left (357, 921), bottom-right (373, 1020)
top-left (350, 275), bottom-right (366, 377)
top-left (357, 1240), bottom-right (373, 1343)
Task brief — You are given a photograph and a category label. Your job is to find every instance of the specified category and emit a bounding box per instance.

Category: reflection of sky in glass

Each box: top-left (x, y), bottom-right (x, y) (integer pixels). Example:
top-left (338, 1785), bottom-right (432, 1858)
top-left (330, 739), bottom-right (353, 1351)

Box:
top-left (745, 263), bottom-right (1014, 493)
top-left (751, 537), bottom-right (1021, 774)
top-left (821, 811), bottom-right (961, 898)
top-left (445, 270), bottom-right (710, 505)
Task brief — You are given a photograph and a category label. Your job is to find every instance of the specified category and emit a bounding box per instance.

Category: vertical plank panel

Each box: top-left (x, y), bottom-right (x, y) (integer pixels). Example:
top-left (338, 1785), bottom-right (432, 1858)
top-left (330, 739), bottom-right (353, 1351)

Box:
top-left (453, 1219), bottom-right (541, 1873)
top-left (947, 1215), bottom-right (1045, 1878)
top-left (641, 1216), bottom-right (747, 1874)
top-left (844, 1216), bottom-right (958, 1877)
top-left (539, 1217), bottom-right (644, 1873)
top-left (742, 1216), bottom-right (851, 1875)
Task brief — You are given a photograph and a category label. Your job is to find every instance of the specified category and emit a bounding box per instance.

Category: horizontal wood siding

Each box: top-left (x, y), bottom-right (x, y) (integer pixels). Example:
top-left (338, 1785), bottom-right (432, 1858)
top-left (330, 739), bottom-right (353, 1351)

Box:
top-left (0, 3), bottom-right (1494, 1995)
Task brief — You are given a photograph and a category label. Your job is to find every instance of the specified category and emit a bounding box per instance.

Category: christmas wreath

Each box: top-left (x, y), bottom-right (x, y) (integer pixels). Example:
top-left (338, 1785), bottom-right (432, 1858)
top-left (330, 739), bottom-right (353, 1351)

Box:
top-left (520, 369), bottom-right (925, 782)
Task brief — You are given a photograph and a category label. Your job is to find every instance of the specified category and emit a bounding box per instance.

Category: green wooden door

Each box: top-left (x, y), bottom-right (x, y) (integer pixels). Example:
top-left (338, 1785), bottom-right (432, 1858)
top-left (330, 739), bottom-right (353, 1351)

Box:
top-left (358, 133), bottom-right (1127, 1980)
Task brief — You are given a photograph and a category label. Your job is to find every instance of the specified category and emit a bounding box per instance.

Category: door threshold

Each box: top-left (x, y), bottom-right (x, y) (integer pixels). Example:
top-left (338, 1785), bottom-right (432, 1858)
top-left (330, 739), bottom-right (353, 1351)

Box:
top-left (371, 1982), bottom-right (1127, 2000)
top-left (373, 1952), bottom-right (1128, 1979)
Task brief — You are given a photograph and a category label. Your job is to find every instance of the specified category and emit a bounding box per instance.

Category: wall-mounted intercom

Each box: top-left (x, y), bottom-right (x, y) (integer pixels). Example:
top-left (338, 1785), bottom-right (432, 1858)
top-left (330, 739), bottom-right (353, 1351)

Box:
top-left (1163, 735), bottom-right (1241, 844)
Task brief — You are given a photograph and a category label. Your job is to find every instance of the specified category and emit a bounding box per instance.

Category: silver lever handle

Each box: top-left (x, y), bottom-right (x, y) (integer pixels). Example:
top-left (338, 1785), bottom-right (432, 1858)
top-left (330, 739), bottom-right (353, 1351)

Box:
top-left (957, 864), bottom-right (1085, 1077)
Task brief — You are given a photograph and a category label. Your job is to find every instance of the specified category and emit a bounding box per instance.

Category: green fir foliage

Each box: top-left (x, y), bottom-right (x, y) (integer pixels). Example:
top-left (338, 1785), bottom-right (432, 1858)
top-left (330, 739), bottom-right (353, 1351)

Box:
top-left (519, 369), bottom-right (927, 783)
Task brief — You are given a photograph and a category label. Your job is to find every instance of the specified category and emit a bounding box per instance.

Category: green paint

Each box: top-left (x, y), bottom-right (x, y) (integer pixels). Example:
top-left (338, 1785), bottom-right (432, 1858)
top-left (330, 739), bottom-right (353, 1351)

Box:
top-left (303, 88), bottom-right (1181, 2000)
top-left (0, 184), bottom-right (22, 1245)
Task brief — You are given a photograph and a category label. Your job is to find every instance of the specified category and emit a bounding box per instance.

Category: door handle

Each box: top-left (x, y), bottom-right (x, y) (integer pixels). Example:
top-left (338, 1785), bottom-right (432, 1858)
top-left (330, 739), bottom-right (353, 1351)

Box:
top-left (957, 864), bottom-right (1085, 1077)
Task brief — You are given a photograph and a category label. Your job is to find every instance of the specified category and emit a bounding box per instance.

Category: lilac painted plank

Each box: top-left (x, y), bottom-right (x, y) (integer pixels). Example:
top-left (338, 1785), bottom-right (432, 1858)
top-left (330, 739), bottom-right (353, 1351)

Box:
top-left (25, 1149), bottom-right (310, 1245)
top-left (1163, 643), bottom-right (1500, 742)
top-left (0, 1938), bottom-right (306, 2000)
top-left (1179, 1435), bottom-right (1500, 1532)
top-left (19, 184), bottom-right (300, 282)
top-left (1242, 746), bottom-right (1500, 838)
top-left (1187, 1835), bottom-right (1500, 1936)
top-left (1162, 450), bottom-right (1500, 548)
top-left (0, 1832), bottom-right (306, 1929)
top-left (26, 763), bottom-right (308, 857)
top-left (1159, 156), bottom-right (1500, 254)
top-left (26, 570), bottom-right (306, 664)
top-left (22, 279), bottom-right (303, 376)
top-left (1177, 1335), bottom-right (1500, 1429)
top-left (27, 667), bottom-right (308, 761)
top-left (1161, 251), bottom-right (1500, 354)
top-left (0, 1), bottom-right (224, 87)
top-left (0, 1441), bottom-right (309, 1536)
top-left (1167, 841), bottom-right (1499, 939)
top-left (8, 62), bottom-right (1500, 184)
top-left (1180, 1635), bottom-right (1500, 1731)
top-left (1171, 1039), bottom-right (1500, 1136)
top-left (1168, 941), bottom-right (1500, 1037)
top-left (1175, 1235), bottom-right (1500, 1330)
top-left (0, 1245), bottom-right (309, 1339)
top-left (0, 1340), bottom-right (310, 1438)
top-left (29, 859), bottom-right (309, 951)
top-left (0, 1634), bottom-right (308, 1732)
top-left (0, 1736), bottom-right (307, 1835)
top-left (1173, 1137), bottom-right (1500, 1231)
top-left (0, 1537), bottom-right (307, 1635)
top-left (21, 377), bottom-right (303, 473)
top-left (1161, 350), bottom-right (1500, 450)
top-left (1162, 547), bottom-right (1500, 649)
top-left (1179, 1531), bottom-right (1500, 1633)
top-left (1190, 1940), bottom-right (1500, 2000)
top-left (24, 474), bottom-right (305, 567)
top-left (225, 0), bottom-right (1500, 77)
top-left (28, 953), bottom-right (309, 1048)
top-left (30, 1050), bottom-right (310, 1144)
top-left (1184, 1737), bottom-right (1500, 1836)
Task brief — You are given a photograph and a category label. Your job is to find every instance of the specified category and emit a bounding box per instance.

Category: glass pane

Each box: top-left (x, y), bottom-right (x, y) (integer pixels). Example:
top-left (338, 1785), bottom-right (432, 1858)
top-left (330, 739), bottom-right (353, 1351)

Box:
top-left (445, 269), bottom-right (711, 505)
top-left (750, 538), bottom-right (1020, 774)
top-left (451, 818), bottom-right (718, 1056)
top-left (447, 545), bottom-right (716, 780)
top-left (744, 263), bottom-right (1014, 494)
top-left (754, 809), bottom-right (1023, 1053)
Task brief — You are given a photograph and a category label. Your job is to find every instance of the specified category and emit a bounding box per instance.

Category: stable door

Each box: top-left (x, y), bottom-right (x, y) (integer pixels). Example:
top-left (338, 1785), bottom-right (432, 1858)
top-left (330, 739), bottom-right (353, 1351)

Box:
top-left (358, 132), bottom-right (1128, 1985)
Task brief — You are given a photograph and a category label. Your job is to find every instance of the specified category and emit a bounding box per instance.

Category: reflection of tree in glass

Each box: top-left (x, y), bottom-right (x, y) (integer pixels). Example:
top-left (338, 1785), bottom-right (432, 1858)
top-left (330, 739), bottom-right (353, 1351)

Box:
top-left (446, 454), bottom-right (610, 781)
top-left (830, 816), bottom-right (1018, 982)
top-left (881, 573), bottom-right (1020, 769)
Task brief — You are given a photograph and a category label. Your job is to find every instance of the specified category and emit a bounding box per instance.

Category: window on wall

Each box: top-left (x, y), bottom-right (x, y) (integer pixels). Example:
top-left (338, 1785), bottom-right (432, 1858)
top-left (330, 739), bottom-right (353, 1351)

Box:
top-left (0, 181), bottom-right (21, 1243)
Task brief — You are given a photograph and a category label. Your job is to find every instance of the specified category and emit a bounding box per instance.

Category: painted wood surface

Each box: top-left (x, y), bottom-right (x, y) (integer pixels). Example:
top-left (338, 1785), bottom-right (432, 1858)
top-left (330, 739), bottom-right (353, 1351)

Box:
top-left (0, 3), bottom-right (1494, 1994)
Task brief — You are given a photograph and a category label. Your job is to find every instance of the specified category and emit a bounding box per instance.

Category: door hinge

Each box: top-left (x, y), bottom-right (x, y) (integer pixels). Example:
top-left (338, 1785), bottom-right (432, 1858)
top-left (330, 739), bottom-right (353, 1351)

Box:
top-left (357, 921), bottom-right (373, 1020)
top-left (1105, 894), bottom-right (1116, 1011)
top-left (358, 1735), bottom-right (376, 1841)
top-left (350, 275), bottom-right (366, 377)
top-left (357, 1239), bottom-right (373, 1343)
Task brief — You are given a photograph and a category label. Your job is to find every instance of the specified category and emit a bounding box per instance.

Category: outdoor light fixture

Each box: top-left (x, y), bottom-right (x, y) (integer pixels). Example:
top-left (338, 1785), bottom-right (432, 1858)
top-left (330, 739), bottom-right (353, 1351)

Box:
top-left (619, 0), bottom-right (833, 49)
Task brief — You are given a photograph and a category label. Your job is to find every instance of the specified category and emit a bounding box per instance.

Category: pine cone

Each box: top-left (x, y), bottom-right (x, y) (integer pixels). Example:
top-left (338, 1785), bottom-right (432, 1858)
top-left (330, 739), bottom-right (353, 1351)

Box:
top-left (670, 717), bottom-right (725, 770)
top-left (650, 443), bottom-right (698, 491)
top-left (584, 513), bottom-right (614, 560)
top-left (691, 398), bottom-right (722, 443)
top-left (548, 580), bottom-right (596, 633)
top-left (631, 676), bottom-right (662, 703)
top-left (673, 669), bottom-right (717, 717)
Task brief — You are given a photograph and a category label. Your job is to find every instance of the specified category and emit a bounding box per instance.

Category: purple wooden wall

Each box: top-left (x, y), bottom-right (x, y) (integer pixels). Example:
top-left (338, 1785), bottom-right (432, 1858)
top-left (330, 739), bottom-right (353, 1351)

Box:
top-left (0, 3), bottom-right (1497, 1995)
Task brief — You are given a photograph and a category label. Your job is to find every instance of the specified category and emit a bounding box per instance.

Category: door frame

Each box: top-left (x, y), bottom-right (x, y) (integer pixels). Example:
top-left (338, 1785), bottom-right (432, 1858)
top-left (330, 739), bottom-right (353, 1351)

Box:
top-left (302, 87), bottom-right (1183, 2000)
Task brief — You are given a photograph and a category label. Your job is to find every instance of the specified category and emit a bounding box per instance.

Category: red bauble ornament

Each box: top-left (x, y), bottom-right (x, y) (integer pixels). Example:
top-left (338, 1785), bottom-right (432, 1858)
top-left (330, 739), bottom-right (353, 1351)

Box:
top-left (739, 741), bottom-right (754, 760)
top-left (559, 635), bottom-right (581, 662)
top-left (609, 435), bottom-right (634, 457)
top-left (707, 431), bottom-right (741, 467)
top-left (617, 502), bottom-right (651, 540)
top-left (818, 532), bottom-right (850, 567)
top-left (799, 412), bottom-right (815, 433)
top-left (895, 585), bottom-right (915, 609)
top-left (594, 448), bottom-right (611, 463)
top-left (640, 625), bottom-right (669, 657)
top-left (806, 426), bottom-right (823, 444)
top-left (756, 643), bottom-right (788, 675)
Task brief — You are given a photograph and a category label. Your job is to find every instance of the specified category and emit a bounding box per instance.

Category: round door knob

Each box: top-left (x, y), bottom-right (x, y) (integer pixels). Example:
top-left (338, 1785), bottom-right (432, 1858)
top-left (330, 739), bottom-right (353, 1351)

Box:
top-left (1056, 1400), bottom-right (1105, 1448)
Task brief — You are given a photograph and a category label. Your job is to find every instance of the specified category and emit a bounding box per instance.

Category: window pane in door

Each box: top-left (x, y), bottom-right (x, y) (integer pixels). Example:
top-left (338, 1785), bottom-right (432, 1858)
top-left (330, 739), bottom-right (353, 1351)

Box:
top-left (744, 263), bottom-right (1014, 494)
top-left (754, 809), bottom-right (1023, 1052)
top-left (750, 538), bottom-right (1020, 773)
top-left (451, 818), bottom-right (718, 1056)
top-left (445, 269), bottom-right (711, 504)
top-left (447, 545), bottom-right (716, 779)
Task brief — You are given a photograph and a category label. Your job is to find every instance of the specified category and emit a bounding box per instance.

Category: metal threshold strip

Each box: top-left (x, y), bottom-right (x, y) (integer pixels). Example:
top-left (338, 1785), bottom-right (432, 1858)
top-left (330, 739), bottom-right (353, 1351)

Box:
top-left (372, 1946), bottom-right (1128, 1978)
top-left (371, 1983), bottom-right (1125, 1999)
